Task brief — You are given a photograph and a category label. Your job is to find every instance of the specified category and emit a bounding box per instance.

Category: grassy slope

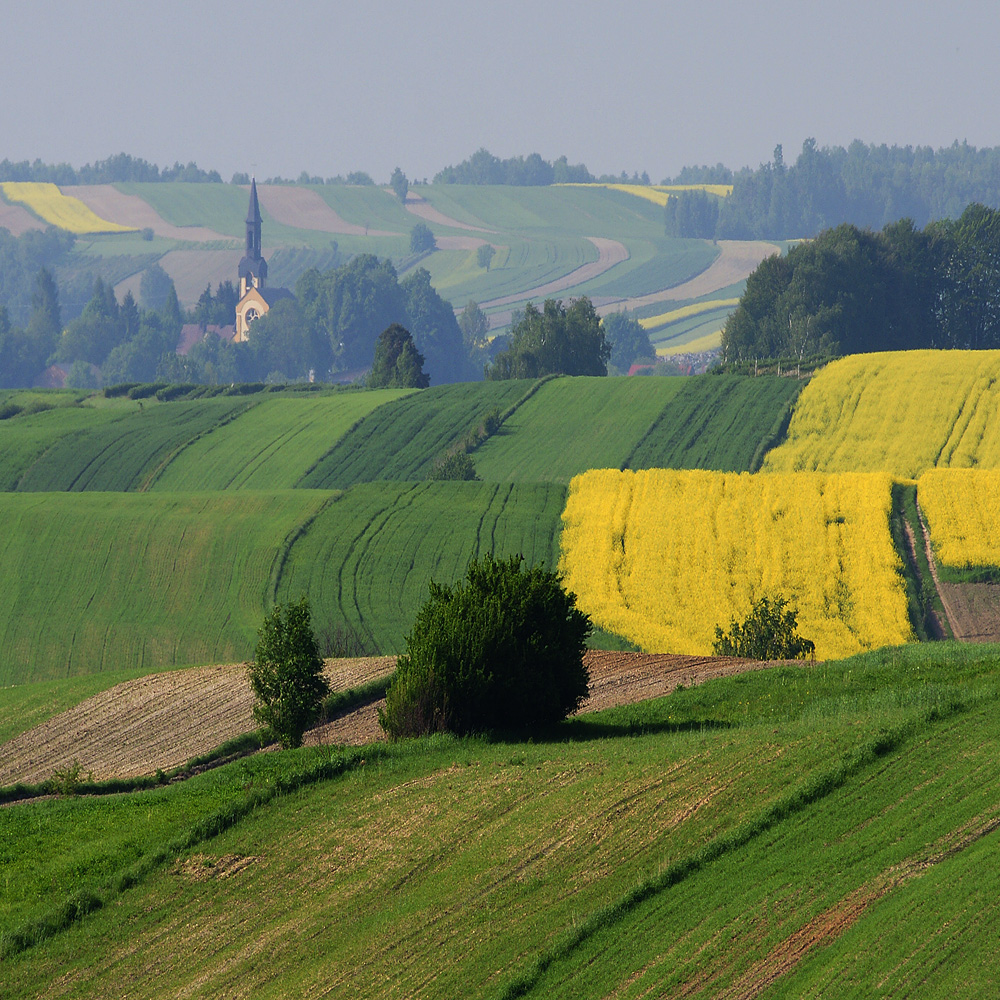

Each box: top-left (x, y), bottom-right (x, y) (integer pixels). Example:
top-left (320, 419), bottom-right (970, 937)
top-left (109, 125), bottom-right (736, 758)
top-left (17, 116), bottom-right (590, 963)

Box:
top-left (0, 479), bottom-right (565, 683)
top-left (0, 491), bottom-right (330, 684)
top-left (15, 397), bottom-right (257, 492)
top-left (625, 373), bottom-right (803, 472)
top-left (299, 380), bottom-right (534, 488)
top-left (4, 643), bottom-right (999, 997)
top-left (473, 376), bottom-right (685, 482)
top-left (148, 390), bottom-right (413, 490)
top-left (274, 480), bottom-right (567, 651)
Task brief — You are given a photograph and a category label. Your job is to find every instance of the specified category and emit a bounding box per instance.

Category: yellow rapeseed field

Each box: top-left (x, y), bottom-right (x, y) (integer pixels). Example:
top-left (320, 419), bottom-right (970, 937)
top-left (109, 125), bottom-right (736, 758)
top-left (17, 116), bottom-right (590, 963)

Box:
top-left (658, 330), bottom-right (724, 355)
top-left (917, 469), bottom-right (1000, 572)
top-left (559, 469), bottom-right (912, 659)
top-left (557, 183), bottom-right (732, 207)
top-left (0, 182), bottom-right (134, 234)
top-left (764, 350), bottom-right (1000, 478)
top-left (639, 298), bottom-right (740, 331)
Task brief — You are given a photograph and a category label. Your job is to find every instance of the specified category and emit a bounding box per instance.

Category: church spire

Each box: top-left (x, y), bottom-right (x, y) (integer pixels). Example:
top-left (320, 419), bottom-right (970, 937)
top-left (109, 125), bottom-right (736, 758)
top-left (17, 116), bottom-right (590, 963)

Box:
top-left (245, 177), bottom-right (262, 260)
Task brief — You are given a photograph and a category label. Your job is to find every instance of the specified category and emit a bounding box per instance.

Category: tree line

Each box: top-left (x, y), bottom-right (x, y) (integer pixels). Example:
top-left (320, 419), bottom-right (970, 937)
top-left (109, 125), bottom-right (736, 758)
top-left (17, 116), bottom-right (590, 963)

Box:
top-left (669, 139), bottom-right (1000, 240)
top-left (721, 203), bottom-right (1000, 362)
top-left (0, 152), bottom-right (222, 185)
top-left (433, 148), bottom-right (647, 186)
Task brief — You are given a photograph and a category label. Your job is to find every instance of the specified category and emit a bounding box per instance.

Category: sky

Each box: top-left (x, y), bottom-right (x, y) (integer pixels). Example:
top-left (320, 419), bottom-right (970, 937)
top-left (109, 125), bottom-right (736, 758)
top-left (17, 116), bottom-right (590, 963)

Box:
top-left (2, 0), bottom-right (1000, 184)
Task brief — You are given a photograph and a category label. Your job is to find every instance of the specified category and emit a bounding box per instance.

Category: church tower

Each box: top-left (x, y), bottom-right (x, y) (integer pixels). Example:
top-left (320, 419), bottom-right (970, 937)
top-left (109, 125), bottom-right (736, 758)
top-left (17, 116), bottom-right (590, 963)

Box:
top-left (233, 178), bottom-right (294, 342)
top-left (238, 178), bottom-right (268, 298)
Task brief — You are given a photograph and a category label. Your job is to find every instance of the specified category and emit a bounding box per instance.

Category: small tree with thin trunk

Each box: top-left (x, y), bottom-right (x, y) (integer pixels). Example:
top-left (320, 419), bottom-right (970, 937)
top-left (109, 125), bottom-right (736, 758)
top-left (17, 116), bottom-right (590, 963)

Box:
top-left (247, 597), bottom-right (330, 748)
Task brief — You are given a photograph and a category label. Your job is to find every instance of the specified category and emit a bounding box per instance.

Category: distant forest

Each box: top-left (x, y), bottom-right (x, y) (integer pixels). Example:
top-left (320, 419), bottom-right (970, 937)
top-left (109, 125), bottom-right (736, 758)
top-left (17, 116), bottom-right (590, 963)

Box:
top-left (7, 142), bottom-right (1000, 239)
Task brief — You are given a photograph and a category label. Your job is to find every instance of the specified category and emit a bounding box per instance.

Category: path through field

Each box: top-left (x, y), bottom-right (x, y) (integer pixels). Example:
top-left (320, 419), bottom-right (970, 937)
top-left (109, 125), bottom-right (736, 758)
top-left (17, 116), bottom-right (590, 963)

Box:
top-left (254, 186), bottom-right (399, 237)
top-left (1, 652), bottom-right (791, 786)
top-left (403, 191), bottom-right (494, 232)
top-left (63, 185), bottom-right (229, 242)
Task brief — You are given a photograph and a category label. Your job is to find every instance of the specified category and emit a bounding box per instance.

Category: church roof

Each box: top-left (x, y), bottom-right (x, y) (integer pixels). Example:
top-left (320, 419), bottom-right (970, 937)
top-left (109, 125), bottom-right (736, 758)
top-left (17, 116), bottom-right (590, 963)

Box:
top-left (259, 287), bottom-right (295, 307)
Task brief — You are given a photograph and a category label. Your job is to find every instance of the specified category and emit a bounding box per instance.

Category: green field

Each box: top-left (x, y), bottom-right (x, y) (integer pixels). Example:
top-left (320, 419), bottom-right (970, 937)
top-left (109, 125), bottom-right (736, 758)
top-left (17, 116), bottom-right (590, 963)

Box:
top-left (4, 642), bottom-right (999, 997)
top-left (148, 390), bottom-right (412, 490)
top-left (0, 477), bottom-right (565, 683)
top-left (625, 374), bottom-right (803, 472)
top-left (299, 380), bottom-right (535, 488)
top-left (15, 397), bottom-right (255, 492)
top-left (473, 376), bottom-right (686, 482)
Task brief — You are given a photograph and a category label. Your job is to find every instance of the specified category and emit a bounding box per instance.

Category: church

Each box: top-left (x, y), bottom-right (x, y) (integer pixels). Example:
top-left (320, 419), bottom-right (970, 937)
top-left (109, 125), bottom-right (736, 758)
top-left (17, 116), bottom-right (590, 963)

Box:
top-left (233, 178), bottom-right (293, 341)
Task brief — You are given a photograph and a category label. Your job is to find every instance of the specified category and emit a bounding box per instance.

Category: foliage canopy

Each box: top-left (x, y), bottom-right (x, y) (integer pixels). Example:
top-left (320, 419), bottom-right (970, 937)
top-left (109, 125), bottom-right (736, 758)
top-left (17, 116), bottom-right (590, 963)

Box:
top-left (712, 594), bottom-right (816, 661)
top-left (247, 597), bottom-right (330, 748)
top-left (379, 554), bottom-right (591, 737)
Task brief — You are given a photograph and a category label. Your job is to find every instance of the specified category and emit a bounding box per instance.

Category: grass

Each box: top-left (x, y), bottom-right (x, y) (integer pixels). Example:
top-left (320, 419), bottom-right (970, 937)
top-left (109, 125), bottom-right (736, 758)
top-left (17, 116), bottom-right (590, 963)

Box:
top-left (274, 480), bottom-right (567, 651)
top-left (624, 373), bottom-right (803, 472)
top-left (15, 397), bottom-right (257, 491)
top-left (148, 389), bottom-right (413, 490)
top-left (472, 376), bottom-right (686, 482)
top-left (298, 380), bottom-right (534, 488)
top-left (0, 490), bottom-right (332, 684)
top-left (4, 642), bottom-right (1000, 996)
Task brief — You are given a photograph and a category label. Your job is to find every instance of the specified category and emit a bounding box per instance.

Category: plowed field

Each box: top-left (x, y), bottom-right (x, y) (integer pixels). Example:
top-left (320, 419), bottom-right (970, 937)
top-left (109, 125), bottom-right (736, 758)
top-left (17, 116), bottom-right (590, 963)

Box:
top-left (0, 199), bottom-right (43, 235)
top-left (1, 653), bottom-right (793, 786)
top-left (255, 185), bottom-right (399, 237)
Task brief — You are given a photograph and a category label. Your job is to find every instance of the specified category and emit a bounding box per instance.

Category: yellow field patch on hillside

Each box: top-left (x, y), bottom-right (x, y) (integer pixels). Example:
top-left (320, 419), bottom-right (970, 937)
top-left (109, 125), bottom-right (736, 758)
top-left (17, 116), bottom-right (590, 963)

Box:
top-left (918, 468), bottom-right (1000, 572)
top-left (559, 469), bottom-right (911, 659)
top-left (764, 350), bottom-right (1000, 478)
top-left (658, 329), bottom-right (723, 355)
top-left (557, 183), bottom-right (732, 207)
top-left (0, 182), bottom-right (135, 234)
top-left (640, 298), bottom-right (740, 330)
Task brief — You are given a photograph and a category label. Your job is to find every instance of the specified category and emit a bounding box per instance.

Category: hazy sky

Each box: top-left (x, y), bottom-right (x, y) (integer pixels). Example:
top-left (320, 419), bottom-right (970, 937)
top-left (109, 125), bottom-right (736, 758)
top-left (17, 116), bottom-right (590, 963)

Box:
top-left (2, 0), bottom-right (999, 183)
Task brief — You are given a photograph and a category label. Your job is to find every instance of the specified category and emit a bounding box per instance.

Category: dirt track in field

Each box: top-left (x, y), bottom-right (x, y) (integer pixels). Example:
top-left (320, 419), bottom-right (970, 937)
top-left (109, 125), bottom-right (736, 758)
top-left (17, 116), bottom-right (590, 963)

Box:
top-left (1, 652), bottom-right (797, 785)
top-left (254, 185), bottom-right (400, 237)
top-left (0, 199), bottom-right (43, 235)
top-left (62, 185), bottom-right (230, 242)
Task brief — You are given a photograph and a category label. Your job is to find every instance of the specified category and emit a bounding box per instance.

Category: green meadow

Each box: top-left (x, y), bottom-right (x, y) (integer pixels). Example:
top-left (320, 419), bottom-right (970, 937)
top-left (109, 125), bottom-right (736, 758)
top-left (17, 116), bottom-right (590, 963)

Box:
top-left (4, 642), bottom-right (998, 997)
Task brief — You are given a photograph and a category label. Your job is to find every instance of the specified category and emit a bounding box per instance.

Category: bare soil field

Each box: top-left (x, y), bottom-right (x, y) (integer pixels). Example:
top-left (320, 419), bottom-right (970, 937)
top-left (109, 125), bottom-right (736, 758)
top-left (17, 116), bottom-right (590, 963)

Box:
top-left (403, 191), bottom-right (494, 232)
top-left (1, 653), bottom-right (794, 786)
top-left (0, 199), bottom-right (43, 235)
top-left (63, 185), bottom-right (229, 242)
top-left (115, 248), bottom-right (243, 308)
top-left (597, 239), bottom-right (779, 315)
top-left (254, 185), bottom-right (399, 237)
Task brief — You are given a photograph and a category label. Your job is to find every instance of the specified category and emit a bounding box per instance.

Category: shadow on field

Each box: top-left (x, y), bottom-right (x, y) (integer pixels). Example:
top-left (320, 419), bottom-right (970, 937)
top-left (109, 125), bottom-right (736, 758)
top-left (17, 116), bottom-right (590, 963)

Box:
top-left (487, 716), bottom-right (733, 745)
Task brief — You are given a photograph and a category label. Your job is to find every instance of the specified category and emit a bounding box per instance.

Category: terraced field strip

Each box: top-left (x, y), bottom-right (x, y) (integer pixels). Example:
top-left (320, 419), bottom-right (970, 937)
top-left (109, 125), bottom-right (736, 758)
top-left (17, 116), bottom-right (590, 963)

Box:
top-left (640, 297), bottom-right (740, 331)
top-left (765, 350), bottom-right (1000, 478)
top-left (560, 469), bottom-right (912, 659)
top-left (403, 191), bottom-right (495, 232)
top-left (598, 240), bottom-right (779, 314)
top-left (299, 380), bottom-right (533, 488)
top-left (624, 374), bottom-right (802, 473)
top-left (149, 390), bottom-right (413, 490)
top-left (473, 376), bottom-right (685, 483)
top-left (0, 197), bottom-right (42, 235)
top-left (0, 182), bottom-right (135, 234)
top-left (275, 480), bottom-right (567, 651)
top-left (0, 403), bottom-right (133, 491)
top-left (16, 396), bottom-right (256, 492)
top-left (0, 491), bottom-right (332, 684)
top-left (479, 236), bottom-right (629, 308)
top-left (255, 185), bottom-right (400, 236)
top-left (64, 185), bottom-right (229, 241)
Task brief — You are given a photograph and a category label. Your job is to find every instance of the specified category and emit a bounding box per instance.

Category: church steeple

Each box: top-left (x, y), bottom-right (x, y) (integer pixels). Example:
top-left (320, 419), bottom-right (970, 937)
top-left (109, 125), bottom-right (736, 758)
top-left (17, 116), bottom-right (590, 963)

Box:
top-left (238, 177), bottom-right (267, 297)
top-left (245, 177), bottom-right (262, 260)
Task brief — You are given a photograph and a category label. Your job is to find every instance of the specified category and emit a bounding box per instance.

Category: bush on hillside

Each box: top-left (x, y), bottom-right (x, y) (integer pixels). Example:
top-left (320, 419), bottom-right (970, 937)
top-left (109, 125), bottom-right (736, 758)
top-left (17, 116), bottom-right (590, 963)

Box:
top-left (247, 597), bottom-right (330, 749)
top-left (712, 594), bottom-right (815, 660)
top-left (379, 554), bottom-right (591, 737)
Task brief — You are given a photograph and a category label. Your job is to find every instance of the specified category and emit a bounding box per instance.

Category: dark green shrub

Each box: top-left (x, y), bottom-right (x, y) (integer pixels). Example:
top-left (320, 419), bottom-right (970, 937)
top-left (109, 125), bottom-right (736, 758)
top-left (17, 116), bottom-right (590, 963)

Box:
top-left (0, 403), bottom-right (22, 420)
top-left (380, 554), bottom-right (591, 737)
top-left (712, 595), bottom-right (815, 660)
top-left (246, 597), bottom-right (330, 749)
top-left (127, 383), bottom-right (167, 400)
top-left (104, 383), bottom-right (139, 398)
top-left (429, 451), bottom-right (477, 481)
top-left (155, 383), bottom-right (200, 401)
